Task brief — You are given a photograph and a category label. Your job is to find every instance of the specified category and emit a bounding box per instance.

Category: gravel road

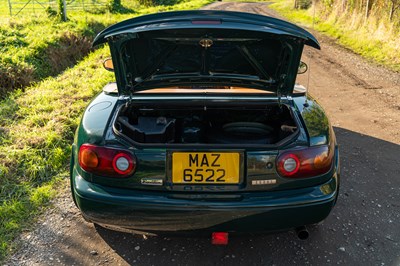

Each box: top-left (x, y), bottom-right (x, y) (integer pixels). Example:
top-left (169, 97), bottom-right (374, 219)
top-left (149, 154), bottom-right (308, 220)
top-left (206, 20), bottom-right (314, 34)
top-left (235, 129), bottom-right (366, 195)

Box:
top-left (6, 2), bottom-right (400, 265)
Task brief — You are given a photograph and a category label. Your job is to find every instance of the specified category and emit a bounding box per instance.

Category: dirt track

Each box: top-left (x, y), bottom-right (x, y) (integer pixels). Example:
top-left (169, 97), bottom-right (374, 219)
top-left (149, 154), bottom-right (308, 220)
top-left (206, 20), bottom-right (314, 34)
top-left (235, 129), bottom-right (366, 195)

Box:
top-left (6, 2), bottom-right (400, 266)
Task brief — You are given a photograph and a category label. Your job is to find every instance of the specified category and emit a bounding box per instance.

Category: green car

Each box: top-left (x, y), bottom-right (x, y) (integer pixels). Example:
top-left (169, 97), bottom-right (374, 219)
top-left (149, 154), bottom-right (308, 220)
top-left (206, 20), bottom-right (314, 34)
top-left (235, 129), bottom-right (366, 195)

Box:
top-left (70, 10), bottom-right (340, 241)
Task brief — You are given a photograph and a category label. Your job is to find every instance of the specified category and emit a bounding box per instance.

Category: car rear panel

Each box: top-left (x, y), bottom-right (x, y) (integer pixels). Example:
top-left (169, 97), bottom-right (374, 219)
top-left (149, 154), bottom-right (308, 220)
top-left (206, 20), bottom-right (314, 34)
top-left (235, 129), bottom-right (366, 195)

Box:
top-left (74, 92), bottom-right (337, 193)
top-left (76, 147), bottom-right (338, 192)
top-left (72, 169), bottom-right (338, 233)
top-left (71, 82), bottom-right (339, 235)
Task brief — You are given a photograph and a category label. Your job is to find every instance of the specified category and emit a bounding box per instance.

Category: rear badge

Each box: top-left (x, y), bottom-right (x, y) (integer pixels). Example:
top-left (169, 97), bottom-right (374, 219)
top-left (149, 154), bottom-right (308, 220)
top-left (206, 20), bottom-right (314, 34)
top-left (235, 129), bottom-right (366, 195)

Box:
top-left (199, 38), bottom-right (213, 48)
top-left (141, 178), bottom-right (163, 186)
top-left (252, 179), bottom-right (277, 185)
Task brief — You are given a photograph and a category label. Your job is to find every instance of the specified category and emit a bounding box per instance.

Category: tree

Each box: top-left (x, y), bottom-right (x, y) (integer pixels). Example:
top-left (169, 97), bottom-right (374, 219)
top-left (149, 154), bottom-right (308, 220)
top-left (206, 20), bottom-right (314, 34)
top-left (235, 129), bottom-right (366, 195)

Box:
top-left (294, 0), bottom-right (312, 9)
top-left (365, 0), bottom-right (373, 20)
top-left (341, 0), bottom-right (347, 12)
top-left (389, 0), bottom-right (400, 21)
top-left (58, 0), bottom-right (67, 21)
top-left (109, 0), bottom-right (121, 12)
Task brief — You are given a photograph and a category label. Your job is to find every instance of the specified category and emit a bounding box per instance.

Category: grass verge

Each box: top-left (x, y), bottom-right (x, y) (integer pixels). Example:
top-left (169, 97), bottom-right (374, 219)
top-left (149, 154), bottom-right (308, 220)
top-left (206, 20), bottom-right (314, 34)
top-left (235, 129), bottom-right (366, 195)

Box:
top-left (0, 0), bottom-right (215, 98)
top-left (0, 0), bottom-right (213, 262)
top-left (0, 47), bottom-right (114, 261)
top-left (269, 0), bottom-right (400, 72)
top-left (0, 16), bottom-right (109, 97)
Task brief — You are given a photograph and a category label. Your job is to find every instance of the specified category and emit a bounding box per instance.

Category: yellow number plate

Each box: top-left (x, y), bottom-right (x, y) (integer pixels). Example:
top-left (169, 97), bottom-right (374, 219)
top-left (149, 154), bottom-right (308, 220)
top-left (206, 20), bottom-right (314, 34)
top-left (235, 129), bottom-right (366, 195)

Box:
top-left (172, 152), bottom-right (240, 184)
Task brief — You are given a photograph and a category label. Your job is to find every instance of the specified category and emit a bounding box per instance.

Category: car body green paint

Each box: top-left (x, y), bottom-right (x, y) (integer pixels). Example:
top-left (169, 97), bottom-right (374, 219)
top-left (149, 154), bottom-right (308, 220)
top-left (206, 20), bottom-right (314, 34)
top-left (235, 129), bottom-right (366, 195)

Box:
top-left (70, 11), bottom-right (339, 235)
top-left (94, 10), bottom-right (320, 96)
top-left (70, 89), bottom-right (339, 233)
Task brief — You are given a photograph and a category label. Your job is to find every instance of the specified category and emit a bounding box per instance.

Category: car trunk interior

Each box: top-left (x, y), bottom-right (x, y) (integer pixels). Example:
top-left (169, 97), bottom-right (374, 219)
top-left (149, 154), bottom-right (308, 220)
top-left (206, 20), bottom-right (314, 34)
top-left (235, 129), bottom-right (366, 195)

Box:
top-left (114, 101), bottom-right (298, 146)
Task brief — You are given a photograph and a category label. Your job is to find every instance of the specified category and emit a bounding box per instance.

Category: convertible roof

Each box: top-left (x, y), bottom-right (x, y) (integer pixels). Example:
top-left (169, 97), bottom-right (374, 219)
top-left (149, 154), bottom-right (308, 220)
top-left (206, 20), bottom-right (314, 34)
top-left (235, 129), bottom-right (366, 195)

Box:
top-left (92, 10), bottom-right (320, 49)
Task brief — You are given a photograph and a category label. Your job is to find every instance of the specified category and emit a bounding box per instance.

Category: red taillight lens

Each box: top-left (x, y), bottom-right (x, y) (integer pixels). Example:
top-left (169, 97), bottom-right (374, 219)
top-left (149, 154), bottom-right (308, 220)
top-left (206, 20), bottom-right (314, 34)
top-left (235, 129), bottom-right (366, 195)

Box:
top-left (212, 232), bottom-right (229, 245)
top-left (276, 144), bottom-right (334, 178)
top-left (78, 144), bottom-right (136, 178)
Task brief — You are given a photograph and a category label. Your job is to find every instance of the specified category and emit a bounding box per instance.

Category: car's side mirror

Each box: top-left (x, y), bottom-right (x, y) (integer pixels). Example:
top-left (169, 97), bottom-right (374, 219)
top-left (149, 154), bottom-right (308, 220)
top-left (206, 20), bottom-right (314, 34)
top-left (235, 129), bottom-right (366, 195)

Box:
top-left (103, 58), bottom-right (114, 72)
top-left (298, 61), bottom-right (308, 74)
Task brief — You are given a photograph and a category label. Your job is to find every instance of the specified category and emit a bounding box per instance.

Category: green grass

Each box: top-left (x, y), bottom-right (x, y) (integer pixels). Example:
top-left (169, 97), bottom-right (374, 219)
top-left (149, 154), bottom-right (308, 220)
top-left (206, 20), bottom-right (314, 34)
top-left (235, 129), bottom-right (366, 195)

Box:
top-left (0, 16), bottom-right (109, 96)
top-left (0, 47), bottom-right (114, 261)
top-left (0, 0), bottom-right (213, 262)
top-left (0, 0), bottom-right (215, 97)
top-left (0, 3), bottom-right (115, 97)
top-left (269, 0), bottom-right (400, 72)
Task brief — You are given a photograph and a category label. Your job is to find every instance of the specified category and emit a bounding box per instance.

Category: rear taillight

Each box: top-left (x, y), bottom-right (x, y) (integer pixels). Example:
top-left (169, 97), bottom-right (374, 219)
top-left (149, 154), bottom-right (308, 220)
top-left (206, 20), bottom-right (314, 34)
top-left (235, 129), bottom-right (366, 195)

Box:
top-left (276, 144), bottom-right (334, 178)
top-left (78, 144), bottom-right (136, 178)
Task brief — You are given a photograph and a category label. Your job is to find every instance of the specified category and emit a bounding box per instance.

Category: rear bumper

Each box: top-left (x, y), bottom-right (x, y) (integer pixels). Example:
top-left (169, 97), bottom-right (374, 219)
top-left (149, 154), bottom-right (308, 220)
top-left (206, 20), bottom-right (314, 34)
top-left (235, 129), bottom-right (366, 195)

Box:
top-left (72, 169), bottom-right (339, 234)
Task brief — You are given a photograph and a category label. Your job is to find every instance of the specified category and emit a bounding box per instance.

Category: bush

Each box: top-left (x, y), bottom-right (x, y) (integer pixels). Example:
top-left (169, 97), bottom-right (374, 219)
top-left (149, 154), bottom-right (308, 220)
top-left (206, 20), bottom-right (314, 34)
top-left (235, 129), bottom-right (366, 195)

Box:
top-left (294, 0), bottom-right (312, 9)
top-left (138, 0), bottom-right (181, 7)
top-left (108, 0), bottom-right (121, 12)
top-left (45, 7), bottom-right (57, 18)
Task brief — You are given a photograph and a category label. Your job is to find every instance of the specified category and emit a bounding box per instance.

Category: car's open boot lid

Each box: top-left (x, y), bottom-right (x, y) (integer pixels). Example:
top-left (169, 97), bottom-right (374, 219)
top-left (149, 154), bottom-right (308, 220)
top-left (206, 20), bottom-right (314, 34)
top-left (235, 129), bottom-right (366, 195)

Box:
top-left (93, 10), bottom-right (320, 96)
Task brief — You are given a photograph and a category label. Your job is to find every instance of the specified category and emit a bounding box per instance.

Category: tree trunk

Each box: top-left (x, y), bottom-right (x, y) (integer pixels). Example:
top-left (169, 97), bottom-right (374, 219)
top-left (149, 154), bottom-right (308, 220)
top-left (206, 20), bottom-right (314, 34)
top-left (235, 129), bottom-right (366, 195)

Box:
top-left (342, 0), bottom-right (347, 12)
top-left (365, 0), bottom-right (370, 21)
top-left (389, 1), bottom-right (394, 21)
top-left (388, 0), bottom-right (399, 21)
top-left (58, 0), bottom-right (67, 21)
top-left (7, 0), bottom-right (12, 16)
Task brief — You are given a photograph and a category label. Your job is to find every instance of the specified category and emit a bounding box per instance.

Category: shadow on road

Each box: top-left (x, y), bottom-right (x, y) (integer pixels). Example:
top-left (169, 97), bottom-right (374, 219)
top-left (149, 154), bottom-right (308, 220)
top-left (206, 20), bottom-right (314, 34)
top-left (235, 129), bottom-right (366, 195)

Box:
top-left (91, 127), bottom-right (400, 265)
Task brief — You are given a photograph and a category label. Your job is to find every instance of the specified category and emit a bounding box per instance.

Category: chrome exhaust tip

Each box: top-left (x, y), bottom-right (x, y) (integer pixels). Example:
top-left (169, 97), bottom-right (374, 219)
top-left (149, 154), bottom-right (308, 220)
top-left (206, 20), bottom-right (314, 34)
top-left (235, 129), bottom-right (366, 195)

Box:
top-left (295, 226), bottom-right (309, 240)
